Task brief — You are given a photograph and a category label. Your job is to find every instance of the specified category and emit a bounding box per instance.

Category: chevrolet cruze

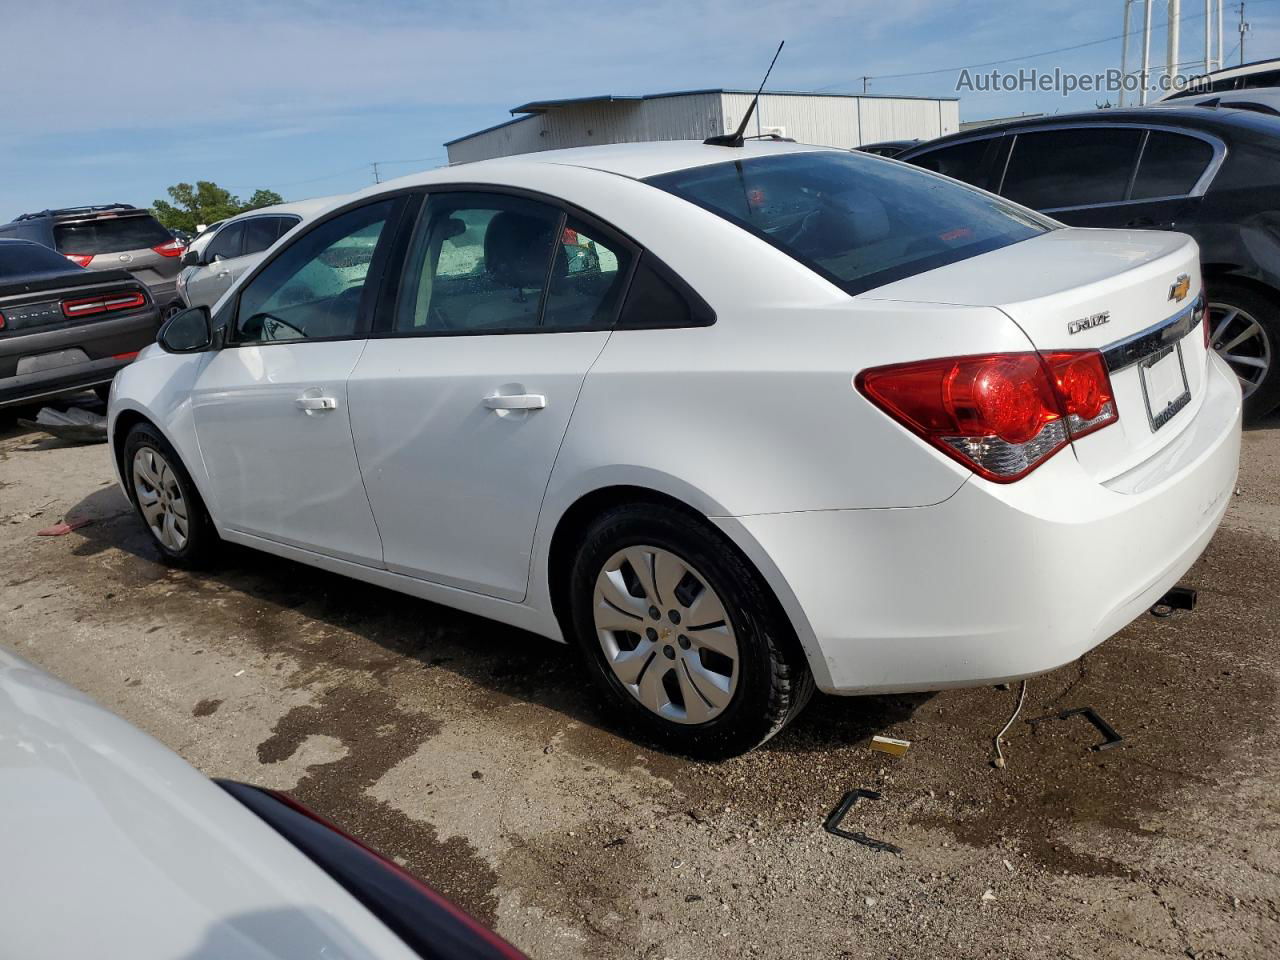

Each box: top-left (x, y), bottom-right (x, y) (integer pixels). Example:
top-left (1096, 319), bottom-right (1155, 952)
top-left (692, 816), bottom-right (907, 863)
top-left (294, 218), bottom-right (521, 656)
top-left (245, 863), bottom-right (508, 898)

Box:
top-left (108, 140), bottom-right (1242, 758)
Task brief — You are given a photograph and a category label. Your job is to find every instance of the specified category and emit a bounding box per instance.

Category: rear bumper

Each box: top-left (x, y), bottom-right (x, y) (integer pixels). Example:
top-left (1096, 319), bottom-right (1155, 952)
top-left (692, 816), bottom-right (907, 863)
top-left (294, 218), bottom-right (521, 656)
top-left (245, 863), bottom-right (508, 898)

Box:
top-left (722, 351), bottom-right (1242, 694)
top-left (0, 310), bottom-right (160, 407)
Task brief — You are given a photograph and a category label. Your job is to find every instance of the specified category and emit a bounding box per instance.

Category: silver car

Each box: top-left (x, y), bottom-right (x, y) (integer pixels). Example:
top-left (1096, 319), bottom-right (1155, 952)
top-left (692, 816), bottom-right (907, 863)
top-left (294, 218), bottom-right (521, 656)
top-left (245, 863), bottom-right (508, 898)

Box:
top-left (178, 198), bottom-right (338, 309)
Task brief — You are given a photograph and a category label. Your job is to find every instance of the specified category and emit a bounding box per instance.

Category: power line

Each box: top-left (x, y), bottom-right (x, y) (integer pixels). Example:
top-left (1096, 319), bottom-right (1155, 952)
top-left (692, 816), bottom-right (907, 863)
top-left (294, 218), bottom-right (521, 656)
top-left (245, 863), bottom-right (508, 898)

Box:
top-left (818, 0), bottom-right (1278, 89)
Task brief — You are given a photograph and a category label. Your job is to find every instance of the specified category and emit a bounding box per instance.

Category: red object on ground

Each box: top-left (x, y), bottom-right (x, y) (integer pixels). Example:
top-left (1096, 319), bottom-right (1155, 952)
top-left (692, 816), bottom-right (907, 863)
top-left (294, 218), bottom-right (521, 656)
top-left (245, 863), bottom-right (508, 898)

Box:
top-left (36, 518), bottom-right (93, 537)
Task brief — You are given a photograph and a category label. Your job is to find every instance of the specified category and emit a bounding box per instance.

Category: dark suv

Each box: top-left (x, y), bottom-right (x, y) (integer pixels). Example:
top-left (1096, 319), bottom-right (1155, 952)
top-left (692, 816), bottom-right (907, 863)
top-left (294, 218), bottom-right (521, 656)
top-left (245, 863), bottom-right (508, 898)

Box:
top-left (0, 205), bottom-right (185, 321)
top-left (897, 105), bottom-right (1280, 418)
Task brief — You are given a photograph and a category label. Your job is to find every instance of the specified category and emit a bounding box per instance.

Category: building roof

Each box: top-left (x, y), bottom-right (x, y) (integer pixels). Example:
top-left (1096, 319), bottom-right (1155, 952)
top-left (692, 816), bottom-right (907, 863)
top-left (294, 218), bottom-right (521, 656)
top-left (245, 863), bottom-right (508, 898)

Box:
top-left (509, 87), bottom-right (959, 115)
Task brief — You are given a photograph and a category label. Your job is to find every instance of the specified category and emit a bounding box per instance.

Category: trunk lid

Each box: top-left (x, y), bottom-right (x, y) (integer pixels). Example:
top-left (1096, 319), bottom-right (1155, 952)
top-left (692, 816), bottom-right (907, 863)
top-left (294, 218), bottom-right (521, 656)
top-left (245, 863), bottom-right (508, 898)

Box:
top-left (863, 227), bottom-right (1207, 482)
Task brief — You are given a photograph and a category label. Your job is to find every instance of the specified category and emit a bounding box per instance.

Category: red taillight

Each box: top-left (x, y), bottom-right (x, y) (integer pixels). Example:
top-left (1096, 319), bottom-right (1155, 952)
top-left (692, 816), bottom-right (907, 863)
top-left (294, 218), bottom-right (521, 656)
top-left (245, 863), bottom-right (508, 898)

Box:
top-left (61, 291), bottom-right (147, 319)
top-left (857, 350), bottom-right (1117, 483)
top-left (0, 310), bottom-right (6, 330)
top-left (64, 253), bottom-right (93, 268)
top-left (152, 239), bottom-right (185, 257)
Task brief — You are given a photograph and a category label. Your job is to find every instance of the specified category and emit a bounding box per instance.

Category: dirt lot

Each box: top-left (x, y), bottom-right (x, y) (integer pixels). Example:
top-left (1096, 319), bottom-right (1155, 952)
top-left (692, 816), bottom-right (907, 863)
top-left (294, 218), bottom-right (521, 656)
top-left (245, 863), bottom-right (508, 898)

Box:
top-left (2, 402), bottom-right (1279, 959)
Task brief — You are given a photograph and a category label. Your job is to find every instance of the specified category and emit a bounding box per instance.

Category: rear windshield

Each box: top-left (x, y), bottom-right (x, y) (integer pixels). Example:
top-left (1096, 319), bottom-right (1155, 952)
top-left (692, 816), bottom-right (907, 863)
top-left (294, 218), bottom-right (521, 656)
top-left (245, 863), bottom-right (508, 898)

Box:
top-left (0, 240), bottom-right (79, 277)
top-left (645, 151), bottom-right (1051, 295)
top-left (54, 215), bottom-right (172, 255)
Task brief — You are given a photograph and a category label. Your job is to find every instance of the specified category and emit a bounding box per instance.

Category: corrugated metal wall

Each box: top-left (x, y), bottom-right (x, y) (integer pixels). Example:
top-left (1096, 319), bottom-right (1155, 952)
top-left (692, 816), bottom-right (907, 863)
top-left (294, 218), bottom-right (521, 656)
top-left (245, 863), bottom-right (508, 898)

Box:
top-left (446, 93), bottom-right (957, 163)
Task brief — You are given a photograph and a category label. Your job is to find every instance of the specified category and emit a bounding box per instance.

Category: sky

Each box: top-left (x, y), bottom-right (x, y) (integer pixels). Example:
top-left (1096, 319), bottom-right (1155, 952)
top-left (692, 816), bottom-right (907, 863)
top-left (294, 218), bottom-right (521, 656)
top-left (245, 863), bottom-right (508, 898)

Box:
top-left (2, 0), bottom-right (1277, 219)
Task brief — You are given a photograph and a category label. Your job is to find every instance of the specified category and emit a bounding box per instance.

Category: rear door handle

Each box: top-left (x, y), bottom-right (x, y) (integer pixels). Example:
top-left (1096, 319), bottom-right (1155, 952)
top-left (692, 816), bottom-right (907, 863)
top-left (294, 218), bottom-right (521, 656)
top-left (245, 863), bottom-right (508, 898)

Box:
top-left (483, 393), bottom-right (546, 410)
top-left (295, 396), bottom-right (338, 411)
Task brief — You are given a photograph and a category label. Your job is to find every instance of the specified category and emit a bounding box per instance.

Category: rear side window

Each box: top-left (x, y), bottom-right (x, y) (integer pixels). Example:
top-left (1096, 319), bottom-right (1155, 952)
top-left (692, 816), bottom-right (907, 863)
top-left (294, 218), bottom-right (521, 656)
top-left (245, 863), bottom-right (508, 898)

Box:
top-left (1131, 131), bottom-right (1216, 199)
top-left (1001, 128), bottom-right (1143, 209)
top-left (618, 254), bottom-right (713, 328)
top-left (53, 215), bottom-right (172, 255)
top-left (646, 151), bottom-right (1049, 296)
top-left (207, 223), bottom-right (245, 262)
top-left (906, 138), bottom-right (995, 190)
top-left (394, 193), bottom-right (634, 334)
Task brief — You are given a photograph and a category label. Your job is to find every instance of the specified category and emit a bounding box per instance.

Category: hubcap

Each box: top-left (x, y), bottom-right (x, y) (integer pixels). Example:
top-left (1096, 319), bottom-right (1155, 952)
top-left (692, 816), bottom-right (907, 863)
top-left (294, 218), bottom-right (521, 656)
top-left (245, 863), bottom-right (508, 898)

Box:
top-left (131, 447), bottom-right (189, 552)
top-left (1209, 301), bottom-right (1271, 399)
top-left (592, 545), bottom-right (739, 725)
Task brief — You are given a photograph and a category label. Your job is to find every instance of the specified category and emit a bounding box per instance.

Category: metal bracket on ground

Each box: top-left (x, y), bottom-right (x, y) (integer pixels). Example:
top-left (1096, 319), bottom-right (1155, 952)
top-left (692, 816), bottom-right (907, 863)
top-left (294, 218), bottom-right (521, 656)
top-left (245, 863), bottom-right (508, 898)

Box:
top-left (1028, 706), bottom-right (1125, 752)
top-left (822, 789), bottom-right (903, 854)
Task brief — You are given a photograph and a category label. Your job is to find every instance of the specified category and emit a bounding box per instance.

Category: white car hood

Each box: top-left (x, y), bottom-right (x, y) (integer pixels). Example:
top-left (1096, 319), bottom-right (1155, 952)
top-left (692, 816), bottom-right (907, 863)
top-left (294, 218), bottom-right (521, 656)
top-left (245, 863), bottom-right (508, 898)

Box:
top-left (0, 648), bottom-right (419, 960)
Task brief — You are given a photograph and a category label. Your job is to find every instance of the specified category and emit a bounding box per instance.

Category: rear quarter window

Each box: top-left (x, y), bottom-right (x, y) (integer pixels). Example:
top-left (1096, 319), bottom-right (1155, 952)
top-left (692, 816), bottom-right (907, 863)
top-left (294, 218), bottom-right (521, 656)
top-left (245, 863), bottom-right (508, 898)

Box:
top-left (54, 215), bottom-right (173, 255)
top-left (646, 151), bottom-right (1050, 295)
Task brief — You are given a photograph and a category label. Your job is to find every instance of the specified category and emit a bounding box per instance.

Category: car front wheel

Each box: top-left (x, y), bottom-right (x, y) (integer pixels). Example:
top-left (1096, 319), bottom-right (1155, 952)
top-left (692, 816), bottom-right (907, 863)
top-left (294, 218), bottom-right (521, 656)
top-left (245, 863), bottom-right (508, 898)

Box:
top-left (123, 423), bottom-right (218, 567)
top-left (568, 503), bottom-right (813, 759)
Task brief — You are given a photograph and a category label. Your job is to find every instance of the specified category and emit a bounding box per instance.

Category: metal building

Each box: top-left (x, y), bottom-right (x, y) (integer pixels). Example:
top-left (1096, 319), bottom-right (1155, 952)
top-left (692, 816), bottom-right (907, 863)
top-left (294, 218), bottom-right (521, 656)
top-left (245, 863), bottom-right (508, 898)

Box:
top-left (444, 89), bottom-right (960, 164)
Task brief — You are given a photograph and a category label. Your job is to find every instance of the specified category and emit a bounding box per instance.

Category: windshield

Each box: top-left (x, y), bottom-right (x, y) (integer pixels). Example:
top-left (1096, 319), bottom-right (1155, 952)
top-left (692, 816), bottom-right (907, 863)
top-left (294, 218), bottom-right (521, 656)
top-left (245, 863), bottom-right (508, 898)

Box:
top-left (645, 151), bottom-right (1052, 295)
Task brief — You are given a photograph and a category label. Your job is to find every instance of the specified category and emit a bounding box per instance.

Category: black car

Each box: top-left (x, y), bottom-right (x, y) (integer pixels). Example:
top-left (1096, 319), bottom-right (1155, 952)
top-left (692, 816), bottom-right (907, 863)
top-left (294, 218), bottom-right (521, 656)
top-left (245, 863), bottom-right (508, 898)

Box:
top-left (855, 139), bottom-right (921, 158)
top-left (898, 105), bottom-right (1280, 418)
top-left (0, 204), bottom-right (185, 320)
top-left (0, 238), bottom-right (160, 409)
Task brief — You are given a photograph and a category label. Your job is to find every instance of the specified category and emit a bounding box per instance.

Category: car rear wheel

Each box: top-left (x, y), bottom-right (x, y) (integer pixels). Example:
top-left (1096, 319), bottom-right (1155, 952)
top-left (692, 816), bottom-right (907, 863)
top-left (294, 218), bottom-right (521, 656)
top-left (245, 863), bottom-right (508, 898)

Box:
top-left (568, 503), bottom-right (814, 759)
top-left (1207, 282), bottom-right (1280, 418)
top-left (123, 423), bottom-right (218, 567)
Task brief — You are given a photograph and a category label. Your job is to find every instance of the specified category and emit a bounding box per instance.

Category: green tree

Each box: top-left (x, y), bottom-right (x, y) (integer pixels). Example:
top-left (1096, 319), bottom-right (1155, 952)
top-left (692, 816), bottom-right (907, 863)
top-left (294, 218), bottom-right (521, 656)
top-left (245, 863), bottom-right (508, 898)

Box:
top-left (243, 189), bottom-right (284, 211)
top-left (151, 181), bottom-right (283, 233)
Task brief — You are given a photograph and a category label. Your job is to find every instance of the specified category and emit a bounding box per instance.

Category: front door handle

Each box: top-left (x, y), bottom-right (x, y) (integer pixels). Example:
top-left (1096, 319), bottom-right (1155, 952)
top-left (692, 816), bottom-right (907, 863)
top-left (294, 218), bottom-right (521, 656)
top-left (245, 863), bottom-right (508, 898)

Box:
top-left (295, 396), bottom-right (338, 412)
top-left (483, 393), bottom-right (546, 411)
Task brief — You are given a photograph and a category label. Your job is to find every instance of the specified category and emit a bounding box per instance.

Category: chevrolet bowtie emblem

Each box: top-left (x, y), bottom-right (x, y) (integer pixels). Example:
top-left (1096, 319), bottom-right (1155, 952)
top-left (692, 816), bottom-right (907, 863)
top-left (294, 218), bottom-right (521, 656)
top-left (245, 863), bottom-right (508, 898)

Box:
top-left (1169, 273), bottom-right (1191, 303)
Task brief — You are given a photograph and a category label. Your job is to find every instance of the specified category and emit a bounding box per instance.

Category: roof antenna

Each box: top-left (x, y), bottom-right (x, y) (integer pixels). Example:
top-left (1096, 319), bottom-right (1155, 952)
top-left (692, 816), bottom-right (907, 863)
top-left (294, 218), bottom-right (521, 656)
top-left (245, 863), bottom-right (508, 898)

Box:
top-left (704, 40), bottom-right (785, 147)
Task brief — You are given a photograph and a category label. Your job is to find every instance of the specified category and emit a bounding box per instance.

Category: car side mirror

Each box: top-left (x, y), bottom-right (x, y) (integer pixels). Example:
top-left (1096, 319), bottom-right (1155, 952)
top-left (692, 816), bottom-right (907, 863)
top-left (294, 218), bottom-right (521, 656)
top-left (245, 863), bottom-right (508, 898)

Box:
top-left (180, 249), bottom-right (201, 267)
top-left (157, 305), bottom-right (213, 353)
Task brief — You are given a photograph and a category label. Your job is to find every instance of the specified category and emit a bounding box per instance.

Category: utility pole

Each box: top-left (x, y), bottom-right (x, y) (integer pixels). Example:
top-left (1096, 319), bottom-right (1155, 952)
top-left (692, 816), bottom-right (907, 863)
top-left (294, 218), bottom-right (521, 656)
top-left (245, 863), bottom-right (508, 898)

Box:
top-left (371, 162), bottom-right (381, 185)
top-left (1167, 0), bottom-right (1181, 83)
top-left (861, 76), bottom-right (870, 93)
top-left (1141, 0), bottom-right (1154, 104)
top-left (1238, 1), bottom-right (1250, 64)
top-left (1218, 0), bottom-right (1225, 69)
top-left (1204, 0), bottom-right (1212, 73)
top-left (1121, 0), bottom-right (1134, 106)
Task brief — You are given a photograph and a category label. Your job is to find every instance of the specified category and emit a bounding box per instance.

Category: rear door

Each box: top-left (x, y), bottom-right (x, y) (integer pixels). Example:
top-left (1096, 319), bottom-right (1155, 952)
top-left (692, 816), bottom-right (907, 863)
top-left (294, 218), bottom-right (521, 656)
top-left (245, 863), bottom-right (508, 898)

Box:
top-left (189, 198), bottom-right (403, 565)
top-left (347, 190), bottom-right (635, 600)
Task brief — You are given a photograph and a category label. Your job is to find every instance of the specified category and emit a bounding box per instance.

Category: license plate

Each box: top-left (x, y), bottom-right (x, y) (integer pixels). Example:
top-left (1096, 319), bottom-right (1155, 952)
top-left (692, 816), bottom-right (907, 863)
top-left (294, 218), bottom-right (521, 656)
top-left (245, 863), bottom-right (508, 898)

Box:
top-left (1139, 342), bottom-right (1190, 431)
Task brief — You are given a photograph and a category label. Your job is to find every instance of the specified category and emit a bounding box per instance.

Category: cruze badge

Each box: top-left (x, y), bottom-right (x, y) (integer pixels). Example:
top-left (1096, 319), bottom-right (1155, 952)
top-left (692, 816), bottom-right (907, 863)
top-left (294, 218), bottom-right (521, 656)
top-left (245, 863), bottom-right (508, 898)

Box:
top-left (1068, 311), bottom-right (1111, 335)
top-left (1168, 273), bottom-right (1191, 303)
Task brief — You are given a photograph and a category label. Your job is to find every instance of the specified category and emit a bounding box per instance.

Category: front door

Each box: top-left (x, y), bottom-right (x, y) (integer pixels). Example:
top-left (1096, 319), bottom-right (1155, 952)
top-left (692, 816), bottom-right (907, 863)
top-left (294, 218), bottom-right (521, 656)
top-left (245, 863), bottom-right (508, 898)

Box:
top-left (348, 191), bottom-right (636, 600)
top-left (191, 198), bottom-right (400, 566)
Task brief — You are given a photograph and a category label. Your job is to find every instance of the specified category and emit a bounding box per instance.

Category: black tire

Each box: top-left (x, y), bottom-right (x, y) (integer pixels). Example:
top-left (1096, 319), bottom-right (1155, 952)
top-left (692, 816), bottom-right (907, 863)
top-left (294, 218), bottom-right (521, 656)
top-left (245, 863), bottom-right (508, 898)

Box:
top-left (567, 502), bottom-right (814, 760)
top-left (122, 422), bottom-right (219, 567)
top-left (1206, 280), bottom-right (1280, 420)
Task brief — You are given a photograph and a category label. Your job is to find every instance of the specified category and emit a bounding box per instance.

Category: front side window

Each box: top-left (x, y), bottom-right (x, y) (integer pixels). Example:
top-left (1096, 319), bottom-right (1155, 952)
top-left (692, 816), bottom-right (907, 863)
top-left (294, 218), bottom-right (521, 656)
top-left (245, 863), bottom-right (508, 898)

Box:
top-left (1001, 128), bottom-right (1144, 209)
top-left (394, 193), bottom-right (632, 334)
top-left (646, 151), bottom-right (1049, 295)
top-left (234, 199), bottom-right (393, 343)
top-left (207, 222), bottom-right (245, 262)
top-left (242, 217), bottom-right (281, 256)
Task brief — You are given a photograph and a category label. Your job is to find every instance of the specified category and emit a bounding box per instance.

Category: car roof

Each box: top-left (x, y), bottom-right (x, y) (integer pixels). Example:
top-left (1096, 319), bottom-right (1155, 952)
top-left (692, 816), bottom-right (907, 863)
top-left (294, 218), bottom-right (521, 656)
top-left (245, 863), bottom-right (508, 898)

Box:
top-left (388, 138), bottom-right (832, 188)
top-left (899, 104), bottom-right (1280, 154)
top-left (224, 195), bottom-right (343, 224)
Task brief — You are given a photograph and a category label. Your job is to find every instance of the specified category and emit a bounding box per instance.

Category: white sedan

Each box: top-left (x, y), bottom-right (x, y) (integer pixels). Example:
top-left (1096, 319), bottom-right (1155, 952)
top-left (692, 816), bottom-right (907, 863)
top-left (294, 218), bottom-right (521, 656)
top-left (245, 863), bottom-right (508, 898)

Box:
top-left (108, 140), bottom-right (1241, 758)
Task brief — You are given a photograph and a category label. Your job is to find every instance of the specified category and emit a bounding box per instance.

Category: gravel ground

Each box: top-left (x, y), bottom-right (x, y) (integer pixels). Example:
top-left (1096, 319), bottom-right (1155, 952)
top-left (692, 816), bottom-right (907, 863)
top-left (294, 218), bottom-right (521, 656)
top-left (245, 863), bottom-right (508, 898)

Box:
top-left (2, 399), bottom-right (1278, 959)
